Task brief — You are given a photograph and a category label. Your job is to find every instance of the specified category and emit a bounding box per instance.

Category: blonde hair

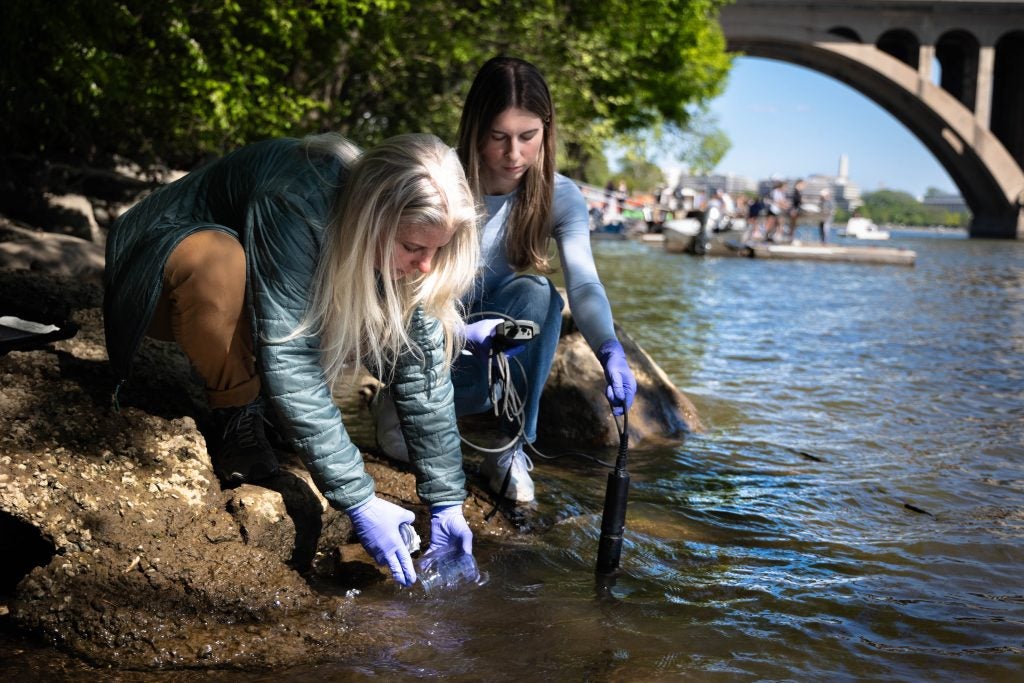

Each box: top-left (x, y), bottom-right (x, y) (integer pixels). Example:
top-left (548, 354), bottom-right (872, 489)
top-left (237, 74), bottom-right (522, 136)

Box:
top-left (457, 55), bottom-right (557, 273)
top-left (301, 133), bottom-right (479, 385)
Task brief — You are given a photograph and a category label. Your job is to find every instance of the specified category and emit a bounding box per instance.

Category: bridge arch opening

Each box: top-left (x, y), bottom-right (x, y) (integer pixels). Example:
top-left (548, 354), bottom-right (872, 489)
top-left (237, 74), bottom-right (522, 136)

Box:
top-left (720, 2), bottom-right (1024, 238)
top-left (827, 27), bottom-right (861, 43)
top-left (992, 31), bottom-right (1024, 169)
top-left (936, 30), bottom-right (979, 110)
top-left (877, 29), bottom-right (920, 69)
top-left (706, 57), bottom-right (957, 210)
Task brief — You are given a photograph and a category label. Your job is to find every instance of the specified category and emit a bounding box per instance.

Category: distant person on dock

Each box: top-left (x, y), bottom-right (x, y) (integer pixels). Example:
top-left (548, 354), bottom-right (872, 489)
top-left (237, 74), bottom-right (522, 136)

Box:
top-left (787, 179), bottom-right (805, 241)
top-left (745, 193), bottom-right (767, 241)
top-left (720, 189), bottom-right (736, 217)
top-left (373, 55), bottom-right (637, 504)
top-left (765, 181), bottom-right (788, 242)
top-left (707, 188), bottom-right (736, 232)
top-left (605, 179), bottom-right (617, 208)
top-left (818, 188), bottom-right (835, 242)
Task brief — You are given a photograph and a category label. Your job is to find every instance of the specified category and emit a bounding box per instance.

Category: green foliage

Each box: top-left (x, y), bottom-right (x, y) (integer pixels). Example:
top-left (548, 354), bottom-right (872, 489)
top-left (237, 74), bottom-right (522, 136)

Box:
top-left (581, 155), bottom-right (612, 188)
top-left (861, 189), bottom-right (969, 227)
top-left (1, 0), bottom-right (731, 172)
top-left (550, 0), bottom-right (733, 176)
top-left (597, 106), bottom-right (731, 187)
top-left (691, 127), bottom-right (730, 174)
top-left (2, 1), bottom-right (390, 167)
top-left (614, 157), bottom-right (665, 194)
top-left (611, 138), bottom-right (669, 193)
top-left (668, 110), bottom-right (731, 174)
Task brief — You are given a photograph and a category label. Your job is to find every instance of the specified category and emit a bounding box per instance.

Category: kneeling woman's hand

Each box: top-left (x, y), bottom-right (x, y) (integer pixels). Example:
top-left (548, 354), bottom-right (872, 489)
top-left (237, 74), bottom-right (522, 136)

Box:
top-left (427, 504), bottom-right (473, 557)
top-left (347, 496), bottom-right (417, 586)
top-left (598, 339), bottom-right (637, 416)
top-left (464, 318), bottom-right (527, 359)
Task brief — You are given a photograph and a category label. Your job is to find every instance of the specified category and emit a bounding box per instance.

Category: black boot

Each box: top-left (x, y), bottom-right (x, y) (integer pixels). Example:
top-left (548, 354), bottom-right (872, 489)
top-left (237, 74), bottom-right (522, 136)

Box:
top-left (210, 397), bottom-right (280, 485)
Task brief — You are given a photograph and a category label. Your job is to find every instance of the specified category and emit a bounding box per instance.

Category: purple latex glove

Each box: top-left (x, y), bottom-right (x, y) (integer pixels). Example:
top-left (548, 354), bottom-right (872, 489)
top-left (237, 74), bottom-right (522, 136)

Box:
top-left (464, 318), bottom-right (525, 359)
top-left (347, 496), bottom-right (417, 586)
top-left (597, 339), bottom-right (637, 416)
top-left (426, 504), bottom-right (474, 557)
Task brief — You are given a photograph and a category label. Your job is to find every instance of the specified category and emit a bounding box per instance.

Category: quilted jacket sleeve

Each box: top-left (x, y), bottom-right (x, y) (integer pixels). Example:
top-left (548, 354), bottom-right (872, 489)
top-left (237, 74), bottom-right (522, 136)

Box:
top-left (248, 190), bottom-right (375, 512)
top-left (386, 308), bottom-right (467, 508)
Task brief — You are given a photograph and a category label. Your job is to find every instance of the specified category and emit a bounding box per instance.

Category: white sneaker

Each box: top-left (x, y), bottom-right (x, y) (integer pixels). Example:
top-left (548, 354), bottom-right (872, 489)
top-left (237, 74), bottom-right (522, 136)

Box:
top-left (371, 391), bottom-right (409, 462)
top-left (481, 441), bottom-right (535, 503)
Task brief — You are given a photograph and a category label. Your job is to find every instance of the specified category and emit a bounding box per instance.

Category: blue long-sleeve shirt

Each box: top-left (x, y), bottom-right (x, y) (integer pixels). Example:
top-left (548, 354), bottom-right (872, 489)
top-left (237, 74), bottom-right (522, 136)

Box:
top-left (476, 174), bottom-right (617, 352)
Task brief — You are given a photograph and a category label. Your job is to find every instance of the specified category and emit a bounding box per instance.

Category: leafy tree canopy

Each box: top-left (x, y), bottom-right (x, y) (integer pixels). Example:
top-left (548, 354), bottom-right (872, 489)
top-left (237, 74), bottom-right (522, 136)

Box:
top-left (614, 156), bottom-right (666, 194)
top-left (599, 107), bottom-right (731, 193)
top-left (1, 0), bottom-right (731, 173)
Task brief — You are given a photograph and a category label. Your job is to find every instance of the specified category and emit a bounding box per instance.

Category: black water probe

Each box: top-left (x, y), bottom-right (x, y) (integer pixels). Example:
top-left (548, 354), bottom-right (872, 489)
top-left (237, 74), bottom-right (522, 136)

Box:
top-left (595, 409), bottom-right (630, 575)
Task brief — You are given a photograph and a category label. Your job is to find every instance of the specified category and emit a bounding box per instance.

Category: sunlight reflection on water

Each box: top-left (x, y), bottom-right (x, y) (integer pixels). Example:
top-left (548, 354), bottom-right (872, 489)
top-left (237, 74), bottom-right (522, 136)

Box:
top-left (245, 232), bottom-right (1024, 681)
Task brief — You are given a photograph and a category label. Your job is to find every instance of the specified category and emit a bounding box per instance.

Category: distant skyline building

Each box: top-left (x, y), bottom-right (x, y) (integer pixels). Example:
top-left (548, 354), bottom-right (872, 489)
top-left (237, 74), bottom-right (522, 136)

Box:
top-left (672, 171), bottom-right (757, 196)
top-left (832, 181), bottom-right (862, 213)
top-left (744, 155), bottom-right (863, 212)
top-left (671, 155), bottom-right (873, 212)
top-left (828, 153), bottom-right (862, 212)
top-left (922, 193), bottom-right (968, 214)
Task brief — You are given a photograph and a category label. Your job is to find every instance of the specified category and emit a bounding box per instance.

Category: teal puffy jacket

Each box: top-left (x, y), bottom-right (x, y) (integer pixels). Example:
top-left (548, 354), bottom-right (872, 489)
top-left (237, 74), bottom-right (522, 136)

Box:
top-left (103, 137), bottom-right (466, 511)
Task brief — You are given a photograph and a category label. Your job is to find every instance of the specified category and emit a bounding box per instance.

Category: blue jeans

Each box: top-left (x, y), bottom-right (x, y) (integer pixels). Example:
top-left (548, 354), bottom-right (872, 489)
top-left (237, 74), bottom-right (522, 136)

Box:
top-left (452, 275), bottom-right (564, 443)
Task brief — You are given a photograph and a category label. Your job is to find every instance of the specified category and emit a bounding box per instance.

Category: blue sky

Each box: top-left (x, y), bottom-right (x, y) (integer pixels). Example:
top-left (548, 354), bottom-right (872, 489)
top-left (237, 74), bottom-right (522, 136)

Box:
top-left (676, 56), bottom-right (957, 199)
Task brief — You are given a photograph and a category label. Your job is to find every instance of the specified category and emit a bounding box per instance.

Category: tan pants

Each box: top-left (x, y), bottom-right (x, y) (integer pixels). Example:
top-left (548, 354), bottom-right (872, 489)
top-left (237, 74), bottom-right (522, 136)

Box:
top-left (147, 230), bottom-right (260, 409)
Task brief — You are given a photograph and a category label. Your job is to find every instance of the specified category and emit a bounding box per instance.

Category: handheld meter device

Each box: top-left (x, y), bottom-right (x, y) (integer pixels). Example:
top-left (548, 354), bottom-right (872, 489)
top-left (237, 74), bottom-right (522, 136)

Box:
top-left (492, 319), bottom-right (539, 350)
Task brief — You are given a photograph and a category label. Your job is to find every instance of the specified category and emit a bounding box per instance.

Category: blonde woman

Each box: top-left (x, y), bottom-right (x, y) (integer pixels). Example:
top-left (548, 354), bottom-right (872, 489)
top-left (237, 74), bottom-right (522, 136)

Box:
top-left (104, 133), bottom-right (479, 587)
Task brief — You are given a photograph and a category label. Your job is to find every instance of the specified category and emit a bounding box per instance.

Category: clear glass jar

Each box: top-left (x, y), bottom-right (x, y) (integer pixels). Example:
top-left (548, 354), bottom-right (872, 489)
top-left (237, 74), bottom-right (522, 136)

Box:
top-left (416, 549), bottom-right (482, 594)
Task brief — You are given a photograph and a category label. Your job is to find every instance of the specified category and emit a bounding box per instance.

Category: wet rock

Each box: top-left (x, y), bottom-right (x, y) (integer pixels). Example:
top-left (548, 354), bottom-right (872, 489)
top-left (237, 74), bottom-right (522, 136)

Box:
top-left (538, 306), bottom-right (703, 449)
top-left (0, 219), bottom-right (105, 285)
top-left (226, 485), bottom-right (297, 564)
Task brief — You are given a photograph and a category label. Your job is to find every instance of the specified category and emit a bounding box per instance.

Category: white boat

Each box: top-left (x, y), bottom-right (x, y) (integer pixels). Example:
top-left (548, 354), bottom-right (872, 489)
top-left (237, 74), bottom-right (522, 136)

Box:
top-left (662, 215), bottom-right (750, 256)
top-left (661, 217), bottom-right (703, 253)
top-left (839, 216), bottom-right (890, 240)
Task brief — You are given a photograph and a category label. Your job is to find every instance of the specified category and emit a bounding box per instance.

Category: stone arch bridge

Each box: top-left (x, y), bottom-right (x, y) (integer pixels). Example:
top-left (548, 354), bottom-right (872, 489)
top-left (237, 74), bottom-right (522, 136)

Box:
top-left (719, 0), bottom-right (1024, 238)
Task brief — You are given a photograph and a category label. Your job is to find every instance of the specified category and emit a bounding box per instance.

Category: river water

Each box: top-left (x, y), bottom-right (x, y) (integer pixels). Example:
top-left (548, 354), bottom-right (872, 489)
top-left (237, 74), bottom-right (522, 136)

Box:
top-left (312, 228), bottom-right (1021, 682)
top-left (6, 229), bottom-right (1024, 681)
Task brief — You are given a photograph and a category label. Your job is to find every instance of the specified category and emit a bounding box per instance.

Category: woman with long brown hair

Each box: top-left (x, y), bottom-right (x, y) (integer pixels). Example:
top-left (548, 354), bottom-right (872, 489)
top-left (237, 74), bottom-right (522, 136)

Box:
top-left (451, 55), bottom-right (636, 503)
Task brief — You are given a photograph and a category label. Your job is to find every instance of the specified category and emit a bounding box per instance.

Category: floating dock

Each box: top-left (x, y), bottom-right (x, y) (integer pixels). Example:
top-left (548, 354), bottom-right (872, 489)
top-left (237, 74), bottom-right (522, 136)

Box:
top-left (657, 226), bottom-right (916, 266)
top-left (743, 242), bottom-right (916, 266)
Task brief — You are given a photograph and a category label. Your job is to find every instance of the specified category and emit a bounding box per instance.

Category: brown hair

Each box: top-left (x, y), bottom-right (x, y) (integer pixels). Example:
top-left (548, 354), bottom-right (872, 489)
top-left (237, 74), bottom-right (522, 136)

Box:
top-left (457, 55), bottom-right (556, 272)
